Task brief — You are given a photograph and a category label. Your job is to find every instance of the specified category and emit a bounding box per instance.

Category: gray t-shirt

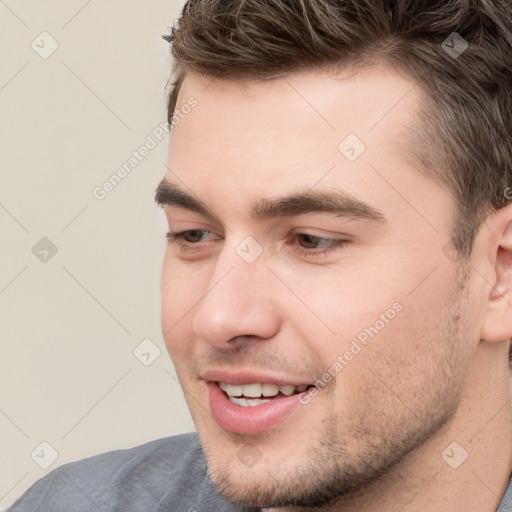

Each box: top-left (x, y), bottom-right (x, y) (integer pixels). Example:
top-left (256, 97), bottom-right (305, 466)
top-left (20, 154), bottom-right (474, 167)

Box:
top-left (6, 433), bottom-right (512, 511)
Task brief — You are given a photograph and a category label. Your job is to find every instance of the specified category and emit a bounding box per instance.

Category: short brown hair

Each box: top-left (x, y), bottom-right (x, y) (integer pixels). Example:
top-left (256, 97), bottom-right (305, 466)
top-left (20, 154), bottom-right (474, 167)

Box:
top-left (163, 0), bottom-right (512, 257)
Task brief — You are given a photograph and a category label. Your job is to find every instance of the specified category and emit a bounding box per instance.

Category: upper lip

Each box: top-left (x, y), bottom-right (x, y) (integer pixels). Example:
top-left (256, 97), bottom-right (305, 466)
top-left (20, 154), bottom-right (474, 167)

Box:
top-left (201, 369), bottom-right (314, 387)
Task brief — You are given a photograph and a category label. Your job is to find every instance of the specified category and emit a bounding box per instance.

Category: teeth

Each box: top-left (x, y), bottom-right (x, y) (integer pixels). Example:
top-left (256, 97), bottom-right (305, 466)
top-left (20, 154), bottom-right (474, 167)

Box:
top-left (279, 385), bottom-right (295, 396)
top-left (219, 382), bottom-right (309, 398)
top-left (242, 383), bottom-right (262, 397)
top-left (219, 382), bottom-right (243, 396)
top-left (229, 397), bottom-right (271, 407)
top-left (262, 383), bottom-right (279, 397)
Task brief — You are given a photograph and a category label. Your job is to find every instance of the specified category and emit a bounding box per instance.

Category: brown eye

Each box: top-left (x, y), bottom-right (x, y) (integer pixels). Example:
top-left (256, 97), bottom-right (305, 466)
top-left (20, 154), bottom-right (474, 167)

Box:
top-left (166, 229), bottom-right (218, 244)
top-left (296, 234), bottom-right (327, 249)
top-left (182, 230), bottom-right (209, 243)
top-left (291, 233), bottom-right (350, 258)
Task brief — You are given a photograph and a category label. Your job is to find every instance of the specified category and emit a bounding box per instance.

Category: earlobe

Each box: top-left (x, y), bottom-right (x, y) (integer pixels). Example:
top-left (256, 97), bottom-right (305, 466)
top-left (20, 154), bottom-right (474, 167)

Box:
top-left (481, 205), bottom-right (512, 343)
top-left (489, 282), bottom-right (507, 301)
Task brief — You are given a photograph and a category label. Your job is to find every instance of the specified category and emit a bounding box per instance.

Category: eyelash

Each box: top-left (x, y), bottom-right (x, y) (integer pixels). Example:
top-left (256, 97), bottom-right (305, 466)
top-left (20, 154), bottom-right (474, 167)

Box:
top-left (165, 230), bottom-right (349, 258)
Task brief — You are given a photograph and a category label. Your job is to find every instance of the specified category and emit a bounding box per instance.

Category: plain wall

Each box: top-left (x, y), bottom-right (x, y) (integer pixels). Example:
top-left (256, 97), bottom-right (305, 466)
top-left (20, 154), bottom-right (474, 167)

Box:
top-left (0, 0), bottom-right (193, 507)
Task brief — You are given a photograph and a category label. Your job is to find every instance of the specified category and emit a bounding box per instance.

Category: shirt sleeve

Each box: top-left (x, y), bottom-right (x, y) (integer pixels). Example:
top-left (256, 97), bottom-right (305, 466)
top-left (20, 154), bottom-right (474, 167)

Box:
top-left (3, 434), bottom-right (254, 512)
top-left (497, 475), bottom-right (512, 512)
top-left (5, 467), bottom-right (97, 512)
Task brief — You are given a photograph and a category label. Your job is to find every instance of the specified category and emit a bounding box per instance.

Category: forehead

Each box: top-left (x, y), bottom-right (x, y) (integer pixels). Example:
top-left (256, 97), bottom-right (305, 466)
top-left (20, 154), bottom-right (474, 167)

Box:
top-left (166, 66), bottom-right (448, 229)
top-left (169, 65), bottom-right (422, 175)
top-left (173, 65), bottom-right (421, 145)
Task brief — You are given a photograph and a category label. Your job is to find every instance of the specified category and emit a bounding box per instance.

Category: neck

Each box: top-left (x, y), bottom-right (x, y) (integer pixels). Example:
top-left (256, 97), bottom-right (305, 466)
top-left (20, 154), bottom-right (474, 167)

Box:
top-left (279, 342), bottom-right (512, 512)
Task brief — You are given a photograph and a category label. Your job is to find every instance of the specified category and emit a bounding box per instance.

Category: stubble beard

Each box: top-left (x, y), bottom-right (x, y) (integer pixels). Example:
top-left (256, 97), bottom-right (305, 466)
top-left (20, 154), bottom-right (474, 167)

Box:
top-left (200, 267), bottom-right (472, 509)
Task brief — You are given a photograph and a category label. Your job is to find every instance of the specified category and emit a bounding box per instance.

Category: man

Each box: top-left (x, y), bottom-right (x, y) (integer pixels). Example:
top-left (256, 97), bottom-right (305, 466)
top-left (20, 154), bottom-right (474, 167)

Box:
top-left (7, 0), bottom-right (512, 510)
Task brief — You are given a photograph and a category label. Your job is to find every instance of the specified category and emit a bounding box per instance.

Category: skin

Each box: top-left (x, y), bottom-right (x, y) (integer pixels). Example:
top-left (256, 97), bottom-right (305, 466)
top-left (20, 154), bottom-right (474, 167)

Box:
top-left (159, 64), bottom-right (512, 511)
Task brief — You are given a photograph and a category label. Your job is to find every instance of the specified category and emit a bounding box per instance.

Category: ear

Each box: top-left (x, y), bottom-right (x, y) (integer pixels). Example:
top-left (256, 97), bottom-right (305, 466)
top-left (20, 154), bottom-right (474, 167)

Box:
top-left (481, 204), bottom-right (512, 343)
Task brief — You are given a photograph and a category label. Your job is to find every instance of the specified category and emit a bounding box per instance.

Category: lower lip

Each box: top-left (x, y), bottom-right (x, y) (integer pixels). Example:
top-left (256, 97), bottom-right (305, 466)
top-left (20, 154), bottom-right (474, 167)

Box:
top-left (208, 382), bottom-right (306, 434)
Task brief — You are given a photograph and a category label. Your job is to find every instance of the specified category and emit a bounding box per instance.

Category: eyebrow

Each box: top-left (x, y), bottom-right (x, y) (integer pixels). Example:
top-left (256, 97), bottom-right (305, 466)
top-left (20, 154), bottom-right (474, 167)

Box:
top-left (155, 179), bottom-right (212, 217)
top-left (155, 179), bottom-right (386, 223)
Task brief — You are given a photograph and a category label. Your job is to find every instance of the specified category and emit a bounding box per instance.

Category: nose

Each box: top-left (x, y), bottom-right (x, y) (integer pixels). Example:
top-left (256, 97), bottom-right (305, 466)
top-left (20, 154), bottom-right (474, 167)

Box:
top-left (192, 249), bottom-right (281, 348)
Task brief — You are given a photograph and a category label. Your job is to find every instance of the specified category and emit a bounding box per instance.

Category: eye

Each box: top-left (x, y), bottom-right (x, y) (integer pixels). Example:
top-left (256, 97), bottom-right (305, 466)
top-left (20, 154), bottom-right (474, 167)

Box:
top-left (166, 230), bottom-right (349, 260)
top-left (292, 233), bottom-right (349, 257)
top-left (166, 229), bottom-right (216, 244)
top-left (165, 229), bottom-right (221, 260)
top-left (296, 234), bottom-right (336, 249)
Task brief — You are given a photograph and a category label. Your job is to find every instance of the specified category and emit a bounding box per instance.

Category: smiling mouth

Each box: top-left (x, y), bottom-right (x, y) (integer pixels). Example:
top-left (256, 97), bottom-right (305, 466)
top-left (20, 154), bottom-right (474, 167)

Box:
top-left (218, 381), bottom-right (313, 407)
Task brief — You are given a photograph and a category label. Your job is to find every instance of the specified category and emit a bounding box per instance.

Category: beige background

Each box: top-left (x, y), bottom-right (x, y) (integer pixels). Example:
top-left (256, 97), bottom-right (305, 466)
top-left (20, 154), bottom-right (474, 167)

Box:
top-left (0, 0), bottom-right (194, 508)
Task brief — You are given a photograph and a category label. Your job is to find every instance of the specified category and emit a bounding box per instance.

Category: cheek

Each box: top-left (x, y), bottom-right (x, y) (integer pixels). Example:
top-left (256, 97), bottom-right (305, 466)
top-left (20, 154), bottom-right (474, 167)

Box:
top-left (280, 256), bottom-right (461, 381)
top-left (161, 256), bottom-right (203, 361)
top-left (161, 250), bottom-right (204, 319)
top-left (277, 259), bottom-right (403, 350)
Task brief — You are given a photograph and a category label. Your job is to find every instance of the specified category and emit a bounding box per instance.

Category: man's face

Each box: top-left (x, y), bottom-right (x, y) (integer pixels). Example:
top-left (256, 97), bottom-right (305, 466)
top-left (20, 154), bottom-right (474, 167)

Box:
top-left (159, 66), bottom-right (482, 507)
